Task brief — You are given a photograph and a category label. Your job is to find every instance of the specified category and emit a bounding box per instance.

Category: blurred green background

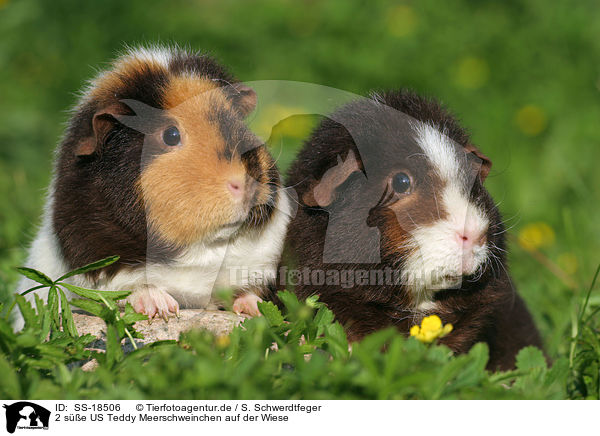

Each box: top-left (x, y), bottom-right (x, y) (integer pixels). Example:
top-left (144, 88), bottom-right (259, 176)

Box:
top-left (1, 0), bottom-right (599, 360)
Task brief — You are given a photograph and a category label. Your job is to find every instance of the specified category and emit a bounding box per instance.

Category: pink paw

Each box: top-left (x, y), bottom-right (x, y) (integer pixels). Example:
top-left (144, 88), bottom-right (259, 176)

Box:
top-left (127, 286), bottom-right (179, 320)
top-left (233, 293), bottom-right (263, 317)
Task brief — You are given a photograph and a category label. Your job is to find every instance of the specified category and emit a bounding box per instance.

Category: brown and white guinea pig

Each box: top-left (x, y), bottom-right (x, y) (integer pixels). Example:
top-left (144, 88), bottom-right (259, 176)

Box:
top-left (12, 45), bottom-right (291, 330)
top-left (279, 90), bottom-right (542, 370)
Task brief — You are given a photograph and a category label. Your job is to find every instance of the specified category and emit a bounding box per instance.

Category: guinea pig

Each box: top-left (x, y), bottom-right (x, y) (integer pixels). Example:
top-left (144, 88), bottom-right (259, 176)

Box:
top-left (13, 45), bottom-right (291, 331)
top-left (279, 90), bottom-right (542, 370)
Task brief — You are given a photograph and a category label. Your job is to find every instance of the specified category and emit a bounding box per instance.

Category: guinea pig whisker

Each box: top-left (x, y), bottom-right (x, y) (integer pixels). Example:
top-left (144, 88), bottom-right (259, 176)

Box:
top-left (406, 152), bottom-right (427, 161)
top-left (502, 212), bottom-right (522, 223)
top-left (496, 211), bottom-right (521, 224)
top-left (405, 211), bottom-right (418, 228)
top-left (281, 176), bottom-right (312, 195)
top-left (492, 213), bottom-right (521, 236)
top-left (432, 190), bottom-right (441, 220)
top-left (492, 220), bottom-right (520, 236)
top-left (376, 184), bottom-right (395, 208)
top-left (211, 77), bottom-right (236, 90)
top-left (269, 137), bottom-right (285, 168)
top-left (470, 261), bottom-right (486, 282)
top-left (489, 241), bottom-right (507, 254)
top-left (231, 140), bottom-right (243, 161)
top-left (489, 250), bottom-right (508, 280)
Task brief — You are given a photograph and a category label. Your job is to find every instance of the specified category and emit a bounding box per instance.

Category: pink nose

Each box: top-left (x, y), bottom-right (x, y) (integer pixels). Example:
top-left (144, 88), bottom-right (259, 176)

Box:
top-left (456, 229), bottom-right (487, 249)
top-left (227, 179), bottom-right (245, 199)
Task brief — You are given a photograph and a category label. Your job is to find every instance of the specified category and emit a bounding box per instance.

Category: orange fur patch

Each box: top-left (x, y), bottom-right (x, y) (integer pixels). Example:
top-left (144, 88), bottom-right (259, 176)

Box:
top-left (89, 56), bottom-right (167, 104)
top-left (140, 81), bottom-right (249, 246)
top-left (254, 146), bottom-right (276, 204)
top-left (161, 76), bottom-right (223, 109)
top-left (87, 53), bottom-right (273, 247)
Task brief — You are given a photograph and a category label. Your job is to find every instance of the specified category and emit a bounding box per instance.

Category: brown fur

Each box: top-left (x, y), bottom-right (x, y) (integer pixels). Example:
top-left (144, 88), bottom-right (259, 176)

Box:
top-left (140, 87), bottom-right (249, 246)
top-left (53, 47), bottom-right (279, 281)
top-left (278, 90), bottom-right (543, 370)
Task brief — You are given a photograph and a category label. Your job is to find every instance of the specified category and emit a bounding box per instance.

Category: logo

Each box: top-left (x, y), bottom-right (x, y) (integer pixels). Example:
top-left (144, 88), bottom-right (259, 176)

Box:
top-left (2, 402), bottom-right (50, 434)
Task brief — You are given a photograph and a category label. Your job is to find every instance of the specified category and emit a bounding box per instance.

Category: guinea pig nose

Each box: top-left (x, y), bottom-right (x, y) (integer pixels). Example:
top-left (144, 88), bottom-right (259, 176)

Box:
top-left (456, 230), bottom-right (487, 248)
top-left (227, 179), bottom-right (245, 199)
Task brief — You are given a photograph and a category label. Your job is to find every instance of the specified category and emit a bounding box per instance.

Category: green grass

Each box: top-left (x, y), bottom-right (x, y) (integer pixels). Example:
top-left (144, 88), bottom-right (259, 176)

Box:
top-left (1, 0), bottom-right (599, 398)
top-left (0, 260), bottom-right (580, 399)
top-left (0, 257), bottom-right (597, 399)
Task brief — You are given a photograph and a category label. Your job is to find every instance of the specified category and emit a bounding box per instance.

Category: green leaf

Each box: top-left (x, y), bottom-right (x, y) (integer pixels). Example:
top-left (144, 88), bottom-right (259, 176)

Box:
top-left (69, 299), bottom-right (105, 317)
top-left (15, 332), bottom-right (39, 348)
top-left (287, 319), bottom-right (306, 345)
top-left (34, 294), bottom-right (51, 341)
top-left (515, 346), bottom-right (547, 371)
top-left (313, 305), bottom-right (335, 332)
top-left (545, 357), bottom-right (569, 387)
top-left (326, 322), bottom-right (349, 359)
top-left (122, 303), bottom-right (148, 324)
top-left (105, 324), bottom-right (124, 368)
top-left (258, 300), bottom-right (285, 327)
top-left (448, 343), bottom-right (489, 391)
top-left (305, 294), bottom-right (321, 308)
top-left (16, 267), bottom-right (53, 286)
top-left (0, 355), bottom-right (21, 398)
top-left (59, 283), bottom-right (131, 302)
top-left (56, 255), bottom-right (120, 281)
top-left (47, 286), bottom-right (60, 329)
top-left (19, 284), bottom-right (48, 297)
top-left (15, 295), bottom-right (37, 329)
top-left (277, 290), bottom-right (300, 313)
top-left (58, 288), bottom-right (78, 337)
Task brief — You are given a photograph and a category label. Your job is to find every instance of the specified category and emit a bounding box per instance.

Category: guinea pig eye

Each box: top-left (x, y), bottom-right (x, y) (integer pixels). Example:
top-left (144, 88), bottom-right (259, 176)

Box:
top-left (391, 172), bottom-right (411, 194)
top-left (162, 126), bottom-right (181, 146)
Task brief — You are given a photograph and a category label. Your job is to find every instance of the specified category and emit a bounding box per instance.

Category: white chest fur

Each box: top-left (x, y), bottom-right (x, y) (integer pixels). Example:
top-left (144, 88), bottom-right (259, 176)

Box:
top-left (13, 189), bottom-right (291, 329)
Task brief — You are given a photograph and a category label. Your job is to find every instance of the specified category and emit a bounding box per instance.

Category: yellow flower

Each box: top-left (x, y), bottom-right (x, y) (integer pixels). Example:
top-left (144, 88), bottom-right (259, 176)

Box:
top-left (410, 315), bottom-right (453, 344)
top-left (518, 222), bottom-right (555, 251)
top-left (515, 105), bottom-right (547, 136)
top-left (215, 334), bottom-right (231, 349)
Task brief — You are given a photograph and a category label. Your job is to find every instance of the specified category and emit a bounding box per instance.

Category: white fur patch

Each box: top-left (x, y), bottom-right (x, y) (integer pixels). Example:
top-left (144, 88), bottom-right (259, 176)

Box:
top-left (79, 44), bottom-right (180, 105)
top-left (13, 188), bottom-right (291, 331)
top-left (412, 122), bottom-right (462, 183)
top-left (123, 45), bottom-right (173, 69)
top-left (403, 122), bottom-right (489, 306)
top-left (12, 180), bottom-right (70, 330)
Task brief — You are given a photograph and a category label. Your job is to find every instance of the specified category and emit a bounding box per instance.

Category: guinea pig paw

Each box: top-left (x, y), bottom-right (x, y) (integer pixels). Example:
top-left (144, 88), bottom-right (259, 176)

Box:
top-left (127, 287), bottom-right (180, 321)
top-left (232, 293), bottom-right (263, 318)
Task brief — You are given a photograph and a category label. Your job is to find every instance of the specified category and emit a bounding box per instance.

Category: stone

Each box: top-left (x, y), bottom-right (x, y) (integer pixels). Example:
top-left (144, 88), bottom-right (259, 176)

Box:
top-left (72, 309), bottom-right (246, 370)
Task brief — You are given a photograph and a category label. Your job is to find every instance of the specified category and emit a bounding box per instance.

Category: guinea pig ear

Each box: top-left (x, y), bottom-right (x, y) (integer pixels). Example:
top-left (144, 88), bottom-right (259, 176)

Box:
top-left (75, 104), bottom-right (124, 157)
top-left (230, 83), bottom-right (257, 117)
top-left (465, 143), bottom-right (492, 182)
top-left (302, 150), bottom-right (361, 207)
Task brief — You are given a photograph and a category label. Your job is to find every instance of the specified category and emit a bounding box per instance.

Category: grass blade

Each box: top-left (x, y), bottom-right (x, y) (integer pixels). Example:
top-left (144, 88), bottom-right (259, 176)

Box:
top-left (578, 263), bottom-right (600, 322)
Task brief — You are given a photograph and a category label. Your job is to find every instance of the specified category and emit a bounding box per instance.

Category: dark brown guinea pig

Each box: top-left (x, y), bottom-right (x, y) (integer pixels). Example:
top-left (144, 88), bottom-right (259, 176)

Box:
top-left (280, 90), bottom-right (542, 370)
top-left (13, 45), bottom-right (291, 330)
